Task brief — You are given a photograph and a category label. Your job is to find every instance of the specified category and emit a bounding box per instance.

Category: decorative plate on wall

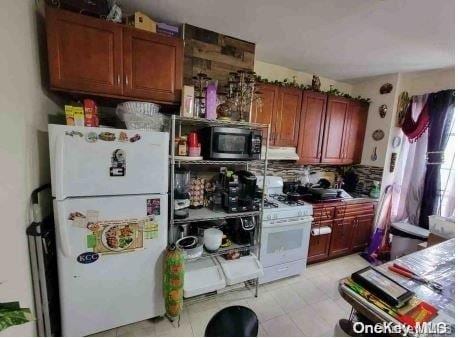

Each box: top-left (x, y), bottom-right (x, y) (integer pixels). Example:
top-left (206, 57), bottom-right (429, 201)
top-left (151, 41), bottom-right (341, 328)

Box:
top-left (379, 104), bottom-right (387, 118)
top-left (372, 129), bottom-right (385, 141)
top-left (380, 83), bottom-right (393, 94)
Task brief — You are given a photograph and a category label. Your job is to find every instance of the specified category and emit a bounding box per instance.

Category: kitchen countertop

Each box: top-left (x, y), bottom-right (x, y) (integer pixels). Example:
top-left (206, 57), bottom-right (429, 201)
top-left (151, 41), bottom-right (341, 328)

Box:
top-left (305, 196), bottom-right (378, 207)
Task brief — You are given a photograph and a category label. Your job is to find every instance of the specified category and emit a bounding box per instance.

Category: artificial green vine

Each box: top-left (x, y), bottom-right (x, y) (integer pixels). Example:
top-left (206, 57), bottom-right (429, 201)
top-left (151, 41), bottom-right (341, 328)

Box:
top-left (255, 76), bottom-right (371, 104)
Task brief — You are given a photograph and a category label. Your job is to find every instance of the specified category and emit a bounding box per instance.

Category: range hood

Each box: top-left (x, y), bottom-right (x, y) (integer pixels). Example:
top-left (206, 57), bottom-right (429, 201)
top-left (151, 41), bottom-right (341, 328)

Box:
top-left (261, 146), bottom-right (299, 161)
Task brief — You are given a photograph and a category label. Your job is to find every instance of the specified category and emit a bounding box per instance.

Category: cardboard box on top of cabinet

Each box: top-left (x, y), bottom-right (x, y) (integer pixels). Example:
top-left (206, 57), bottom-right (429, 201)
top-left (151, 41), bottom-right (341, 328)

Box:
top-left (127, 11), bottom-right (156, 33)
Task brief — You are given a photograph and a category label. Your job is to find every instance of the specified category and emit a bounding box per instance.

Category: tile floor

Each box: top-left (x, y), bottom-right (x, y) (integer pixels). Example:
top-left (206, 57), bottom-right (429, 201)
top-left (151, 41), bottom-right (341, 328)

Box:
top-left (90, 254), bottom-right (370, 337)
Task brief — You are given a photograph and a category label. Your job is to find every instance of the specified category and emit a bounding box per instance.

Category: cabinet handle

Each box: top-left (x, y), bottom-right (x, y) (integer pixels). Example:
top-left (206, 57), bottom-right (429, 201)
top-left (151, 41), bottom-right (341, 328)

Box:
top-left (125, 75), bottom-right (129, 86)
top-left (117, 74), bottom-right (121, 86)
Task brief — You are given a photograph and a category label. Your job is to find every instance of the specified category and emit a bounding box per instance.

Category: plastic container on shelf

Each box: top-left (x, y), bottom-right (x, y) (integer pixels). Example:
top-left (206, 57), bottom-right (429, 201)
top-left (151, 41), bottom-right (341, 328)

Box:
top-left (216, 253), bottom-right (263, 285)
top-left (116, 101), bottom-right (166, 131)
top-left (117, 101), bottom-right (160, 116)
top-left (183, 257), bottom-right (226, 298)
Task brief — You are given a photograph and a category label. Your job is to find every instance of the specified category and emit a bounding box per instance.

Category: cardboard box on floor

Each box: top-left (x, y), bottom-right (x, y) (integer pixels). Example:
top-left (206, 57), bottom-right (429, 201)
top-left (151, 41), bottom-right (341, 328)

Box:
top-left (427, 233), bottom-right (448, 246)
top-left (417, 234), bottom-right (449, 251)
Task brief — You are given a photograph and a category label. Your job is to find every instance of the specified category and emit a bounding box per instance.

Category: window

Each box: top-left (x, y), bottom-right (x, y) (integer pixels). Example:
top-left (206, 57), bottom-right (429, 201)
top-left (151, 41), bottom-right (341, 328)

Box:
top-left (438, 109), bottom-right (455, 217)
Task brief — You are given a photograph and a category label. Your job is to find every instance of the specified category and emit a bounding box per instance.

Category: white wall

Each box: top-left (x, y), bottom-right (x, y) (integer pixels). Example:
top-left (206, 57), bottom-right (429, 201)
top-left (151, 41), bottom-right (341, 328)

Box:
top-left (399, 67), bottom-right (454, 96)
top-left (0, 1), bottom-right (60, 336)
top-left (351, 73), bottom-right (400, 168)
top-left (254, 60), bottom-right (354, 94)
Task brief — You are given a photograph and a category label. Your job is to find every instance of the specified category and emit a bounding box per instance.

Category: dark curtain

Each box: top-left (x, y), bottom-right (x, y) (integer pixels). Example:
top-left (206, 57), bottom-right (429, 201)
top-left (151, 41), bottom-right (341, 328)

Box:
top-left (418, 89), bottom-right (455, 229)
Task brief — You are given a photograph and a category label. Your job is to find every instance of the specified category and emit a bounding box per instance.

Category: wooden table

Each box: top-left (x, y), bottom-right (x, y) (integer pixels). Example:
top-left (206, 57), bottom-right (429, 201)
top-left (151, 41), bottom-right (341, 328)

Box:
top-left (339, 239), bottom-right (455, 336)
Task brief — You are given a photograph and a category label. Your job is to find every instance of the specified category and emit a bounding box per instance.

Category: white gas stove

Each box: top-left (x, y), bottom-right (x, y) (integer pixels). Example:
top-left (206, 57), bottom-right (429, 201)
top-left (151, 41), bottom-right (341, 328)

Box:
top-left (260, 176), bottom-right (313, 220)
top-left (257, 176), bottom-right (314, 284)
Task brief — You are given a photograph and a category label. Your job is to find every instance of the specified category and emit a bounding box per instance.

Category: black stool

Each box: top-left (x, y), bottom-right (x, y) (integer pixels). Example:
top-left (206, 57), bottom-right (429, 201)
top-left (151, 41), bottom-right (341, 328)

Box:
top-left (204, 305), bottom-right (258, 337)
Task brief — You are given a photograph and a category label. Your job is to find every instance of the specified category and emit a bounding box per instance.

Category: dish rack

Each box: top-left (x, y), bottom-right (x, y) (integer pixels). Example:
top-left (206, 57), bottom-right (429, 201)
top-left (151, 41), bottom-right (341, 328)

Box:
top-left (169, 115), bottom-right (270, 301)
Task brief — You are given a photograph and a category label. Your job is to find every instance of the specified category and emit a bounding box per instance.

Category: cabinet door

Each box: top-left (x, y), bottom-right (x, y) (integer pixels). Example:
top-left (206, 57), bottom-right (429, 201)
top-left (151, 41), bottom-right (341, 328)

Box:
top-left (297, 91), bottom-right (327, 164)
top-left (252, 84), bottom-right (278, 144)
top-left (351, 215), bottom-right (374, 252)
top-left (46, 7), bottom-right (123, 95)
top-left (329, 218), bottom-right (354, 257)
top-left (273, 87), bottom-right (302, 147)
top-left (123, 27), bottom-right (183, 103)
top-left (342, 101), bottom-right (369, 164)
top-left (321, 97), bottom-right (349, 164)
top-left (307, 220), bottom-right (332, 263)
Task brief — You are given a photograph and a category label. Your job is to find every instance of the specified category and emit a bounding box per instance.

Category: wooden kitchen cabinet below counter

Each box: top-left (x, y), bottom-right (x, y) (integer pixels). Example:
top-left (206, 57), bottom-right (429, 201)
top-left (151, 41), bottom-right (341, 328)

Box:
top-left (307, 199), bottom-right (377, 264)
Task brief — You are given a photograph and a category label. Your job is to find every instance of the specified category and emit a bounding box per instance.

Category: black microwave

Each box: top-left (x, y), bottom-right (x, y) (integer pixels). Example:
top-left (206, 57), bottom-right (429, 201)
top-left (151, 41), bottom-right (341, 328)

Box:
top-left (200, 127), bottom-right (262, 160)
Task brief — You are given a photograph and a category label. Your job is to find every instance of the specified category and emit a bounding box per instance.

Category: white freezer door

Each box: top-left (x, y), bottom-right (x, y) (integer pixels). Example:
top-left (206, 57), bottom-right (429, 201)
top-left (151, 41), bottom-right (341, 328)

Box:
top-left (49, 124), bottom-right (169, 199)
top-left (54, 194), bottom-right (167, 337)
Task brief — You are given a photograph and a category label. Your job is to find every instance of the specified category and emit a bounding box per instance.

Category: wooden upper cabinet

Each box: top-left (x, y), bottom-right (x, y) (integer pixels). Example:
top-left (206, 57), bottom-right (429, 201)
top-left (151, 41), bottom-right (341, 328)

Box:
top-left (123, 27), bottom-right (183, 103)
top-left (342, 101), bottom-right (369, 164)
top-left (274, 87), bottom-right (302, 147)
top-left (297, 91), bottom-right (327, 164)
top-left (252, 84), bottom-right (279, 144)
top-left (45, 7), bottom-right (183, 104)
top-left (46, 7), bottom-right (123, 95)
top-left (321, 96), bottom-right (349, 164)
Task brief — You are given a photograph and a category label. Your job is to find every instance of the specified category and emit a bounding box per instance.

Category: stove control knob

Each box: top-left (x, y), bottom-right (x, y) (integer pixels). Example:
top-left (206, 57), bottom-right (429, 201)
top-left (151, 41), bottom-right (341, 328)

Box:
top-left (267, 215), bottom-right (271, 220)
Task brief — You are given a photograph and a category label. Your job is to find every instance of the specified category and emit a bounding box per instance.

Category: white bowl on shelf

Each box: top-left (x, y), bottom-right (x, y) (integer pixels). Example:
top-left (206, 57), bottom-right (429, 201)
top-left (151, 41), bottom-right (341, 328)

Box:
top-left (203, 228), bottom-right (223, 252)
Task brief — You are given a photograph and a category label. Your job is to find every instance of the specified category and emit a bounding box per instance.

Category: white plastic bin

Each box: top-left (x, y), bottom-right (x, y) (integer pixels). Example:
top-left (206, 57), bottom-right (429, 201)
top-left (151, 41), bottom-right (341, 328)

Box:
top-left (429, 215), bottom-right (455, 239)
top-left (390, 222), bottom-right (429, 260)
top-left (217, 254), bottom-right (263, 285)
top-left (183, 257), bottom-right (226, 298)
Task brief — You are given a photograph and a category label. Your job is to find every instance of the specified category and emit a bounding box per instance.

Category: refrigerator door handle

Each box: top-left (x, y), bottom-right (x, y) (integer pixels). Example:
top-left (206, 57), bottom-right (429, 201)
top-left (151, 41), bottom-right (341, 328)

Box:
top-left (55, 203), bottom-right (72, 257)
top-left (55, 133), bottom-right (65, 199)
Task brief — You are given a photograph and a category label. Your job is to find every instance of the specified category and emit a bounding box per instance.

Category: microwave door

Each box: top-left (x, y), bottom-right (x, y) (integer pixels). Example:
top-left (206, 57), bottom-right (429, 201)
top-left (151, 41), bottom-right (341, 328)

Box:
top-left (212, 129), bottom-right (251, 160)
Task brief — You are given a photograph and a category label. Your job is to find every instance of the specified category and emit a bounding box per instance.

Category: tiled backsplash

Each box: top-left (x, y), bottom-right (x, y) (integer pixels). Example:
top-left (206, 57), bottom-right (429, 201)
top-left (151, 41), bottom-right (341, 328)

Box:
top-left (249, 161), bottom-right (383, 195)
top-left (351, 165), bottom-right (384, 195)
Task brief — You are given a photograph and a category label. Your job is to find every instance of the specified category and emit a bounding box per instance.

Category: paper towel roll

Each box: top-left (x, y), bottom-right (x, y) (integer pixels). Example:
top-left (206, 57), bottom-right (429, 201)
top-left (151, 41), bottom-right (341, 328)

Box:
top-left (311, 226), bottom-right (332, 236)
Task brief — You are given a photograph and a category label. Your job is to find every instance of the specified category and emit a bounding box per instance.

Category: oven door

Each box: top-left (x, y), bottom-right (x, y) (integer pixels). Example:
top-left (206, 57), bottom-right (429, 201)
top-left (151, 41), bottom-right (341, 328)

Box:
top-left (260, 217), bottom-right (312, 268)
top-left (211, 127), bottom-right (252, 160)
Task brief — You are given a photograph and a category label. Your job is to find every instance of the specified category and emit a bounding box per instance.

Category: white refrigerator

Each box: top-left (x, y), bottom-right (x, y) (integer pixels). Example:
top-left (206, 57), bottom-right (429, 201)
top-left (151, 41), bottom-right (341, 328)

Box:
top-left (48, 124), bottom-right (169, 337)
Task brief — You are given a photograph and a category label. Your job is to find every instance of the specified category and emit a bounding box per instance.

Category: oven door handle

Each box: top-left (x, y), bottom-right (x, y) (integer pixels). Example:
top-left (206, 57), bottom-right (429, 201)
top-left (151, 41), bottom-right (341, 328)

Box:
top-left (263, 216), bottom-right (314, 228)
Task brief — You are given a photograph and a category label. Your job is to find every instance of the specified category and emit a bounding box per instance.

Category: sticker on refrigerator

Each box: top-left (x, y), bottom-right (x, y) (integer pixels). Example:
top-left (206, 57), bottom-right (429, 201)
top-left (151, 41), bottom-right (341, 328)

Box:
top-left (129, 134), bottom-right (141, 143)
top-left (99, 132), bottom-right (116, 141)
top-left (77, 252), bottom-right (99, 264)
top-left (65, 130), bottom-right (83, 138)
top-left (110, 149), bottom-right (126, 177)
top-left (86, 234), bottom-right (96, 248)
top-left (68, 211), bottom-right (87, 228)
top-left (143, 217), bottom-right (159, 239)
top-left (85, 132), bottom-right (98, 143)
top-left (91, 219), bottom-right (144, 254)
top-left (147, 198), bottom-right (161, 215)
top-left (118, 131), bottom-right (129, 142)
